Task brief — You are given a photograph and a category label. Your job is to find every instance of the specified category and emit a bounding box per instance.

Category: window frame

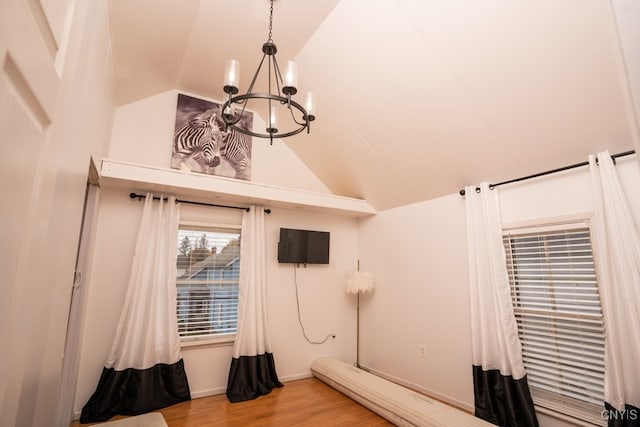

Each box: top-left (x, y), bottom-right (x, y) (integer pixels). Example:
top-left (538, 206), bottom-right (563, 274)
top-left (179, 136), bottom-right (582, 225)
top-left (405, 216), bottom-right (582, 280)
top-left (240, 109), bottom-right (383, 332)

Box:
top-left (502, 219), bottom-right (606, 426)
top-left (176, 220), bottom-right (242, 347)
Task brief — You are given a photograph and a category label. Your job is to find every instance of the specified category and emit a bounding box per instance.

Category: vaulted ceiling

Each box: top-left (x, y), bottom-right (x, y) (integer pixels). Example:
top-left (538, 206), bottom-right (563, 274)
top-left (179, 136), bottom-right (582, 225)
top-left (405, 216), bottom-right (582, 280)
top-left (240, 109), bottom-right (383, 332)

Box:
top-left (107, 0), bottom-right (640, 211)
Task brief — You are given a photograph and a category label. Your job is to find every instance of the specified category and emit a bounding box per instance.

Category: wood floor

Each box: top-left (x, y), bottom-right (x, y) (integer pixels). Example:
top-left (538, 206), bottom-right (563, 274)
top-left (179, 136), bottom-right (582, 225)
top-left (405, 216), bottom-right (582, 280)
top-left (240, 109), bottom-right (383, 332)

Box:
top-left (71, 377), bottom-right (393, 426)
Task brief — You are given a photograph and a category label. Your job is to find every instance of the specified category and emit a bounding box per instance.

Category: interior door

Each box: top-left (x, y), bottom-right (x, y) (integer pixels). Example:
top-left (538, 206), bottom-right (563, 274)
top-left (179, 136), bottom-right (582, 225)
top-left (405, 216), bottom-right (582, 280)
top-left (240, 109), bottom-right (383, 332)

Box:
top-left (0, 0), bottom-right (69, 424)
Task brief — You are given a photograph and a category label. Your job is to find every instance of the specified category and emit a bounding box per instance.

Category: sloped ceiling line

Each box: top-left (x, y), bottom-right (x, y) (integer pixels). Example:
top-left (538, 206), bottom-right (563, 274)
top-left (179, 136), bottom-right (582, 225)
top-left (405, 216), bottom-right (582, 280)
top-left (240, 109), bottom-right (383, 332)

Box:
top-left (108, 0), bottom-right (638, 211)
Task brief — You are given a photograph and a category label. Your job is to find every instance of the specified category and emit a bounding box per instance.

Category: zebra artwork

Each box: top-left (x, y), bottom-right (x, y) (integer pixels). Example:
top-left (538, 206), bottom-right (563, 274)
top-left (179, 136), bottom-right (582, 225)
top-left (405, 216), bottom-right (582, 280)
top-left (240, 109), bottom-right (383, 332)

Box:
top-left (171, 93), bottom-right (253, 179)
top-left (172, 108), bottom-right (224, 173)
top-left (220, 128), bottom-right (252, 180)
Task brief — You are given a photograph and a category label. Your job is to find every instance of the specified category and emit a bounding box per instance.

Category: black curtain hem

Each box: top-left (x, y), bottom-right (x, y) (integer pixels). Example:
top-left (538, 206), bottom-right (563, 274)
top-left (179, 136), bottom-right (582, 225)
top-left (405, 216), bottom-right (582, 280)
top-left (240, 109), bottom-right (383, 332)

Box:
top-left (605, 402), bottom-right (640, 427)
top-left (473, 365), bottom-right (539, 427)
top-left (80, 359), bottom-right (191, 423)
top-left (226, 352), bottom-right (283, 403)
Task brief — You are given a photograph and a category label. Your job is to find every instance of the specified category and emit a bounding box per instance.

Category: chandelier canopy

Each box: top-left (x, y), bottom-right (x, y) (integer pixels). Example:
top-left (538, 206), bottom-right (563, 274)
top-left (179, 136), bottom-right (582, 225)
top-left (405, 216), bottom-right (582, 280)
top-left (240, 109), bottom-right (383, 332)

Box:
top-left (221, 0), bottom-right (315, 144)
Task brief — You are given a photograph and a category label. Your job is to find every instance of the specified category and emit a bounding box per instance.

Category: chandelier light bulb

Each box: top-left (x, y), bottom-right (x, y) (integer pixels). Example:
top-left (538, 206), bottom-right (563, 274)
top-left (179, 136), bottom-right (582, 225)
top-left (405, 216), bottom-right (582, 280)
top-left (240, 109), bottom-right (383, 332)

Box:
top-left (224, 59), bottom-right (240, 92)
top-left (305, 92), bottom-right (315, 119)
top-left (283, 61), bottom-right (298, 93)
top-left (269, 106), bottom-right (277, 128)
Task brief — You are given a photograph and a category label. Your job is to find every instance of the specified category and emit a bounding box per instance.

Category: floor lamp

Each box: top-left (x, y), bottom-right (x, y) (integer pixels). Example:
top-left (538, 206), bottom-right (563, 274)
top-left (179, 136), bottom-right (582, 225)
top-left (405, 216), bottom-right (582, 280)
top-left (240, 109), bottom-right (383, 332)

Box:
top-left (345, 268), bottom-right (375, 369)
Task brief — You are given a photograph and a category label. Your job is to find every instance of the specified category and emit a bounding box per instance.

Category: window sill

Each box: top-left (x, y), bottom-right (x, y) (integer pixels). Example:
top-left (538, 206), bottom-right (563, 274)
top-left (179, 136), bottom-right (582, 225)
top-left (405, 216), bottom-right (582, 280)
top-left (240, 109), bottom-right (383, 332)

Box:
top-left (180, 335), bottom-right (235, 349)
top-left (535, 405), bottom-right (605, 427)
top-left (532, 391), bottom-right (605, 427)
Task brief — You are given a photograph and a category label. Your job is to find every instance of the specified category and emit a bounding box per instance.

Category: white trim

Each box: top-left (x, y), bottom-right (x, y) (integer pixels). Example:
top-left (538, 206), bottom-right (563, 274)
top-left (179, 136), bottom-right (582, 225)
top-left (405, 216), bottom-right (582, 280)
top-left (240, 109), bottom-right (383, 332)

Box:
top-left (535, 405), bottom-right (605, 427)
top-left (279, 371), bottom-right (314, 383)
top-left (100, 159), bottom-right (377, 217)
top-left (179, 220), bottom-right (242, 230)
top-left (190, 386), bottom-right (228, 399)
top-left (179, 372), bottom-right (314, 400)
top-left (502, 213), bottom-right (592, 233)
top-left (180, 336), bottom-right (235, 349)
top-left (363, 366), bottom-right (475, 414)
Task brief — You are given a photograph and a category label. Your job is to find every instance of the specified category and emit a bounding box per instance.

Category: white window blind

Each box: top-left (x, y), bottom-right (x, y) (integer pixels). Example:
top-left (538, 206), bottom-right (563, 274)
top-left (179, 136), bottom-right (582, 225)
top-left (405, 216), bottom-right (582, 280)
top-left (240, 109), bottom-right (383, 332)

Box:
top-left (503, 225), bottom-right (605, 424)
top-left (176, 225), bottom-right (241, 341)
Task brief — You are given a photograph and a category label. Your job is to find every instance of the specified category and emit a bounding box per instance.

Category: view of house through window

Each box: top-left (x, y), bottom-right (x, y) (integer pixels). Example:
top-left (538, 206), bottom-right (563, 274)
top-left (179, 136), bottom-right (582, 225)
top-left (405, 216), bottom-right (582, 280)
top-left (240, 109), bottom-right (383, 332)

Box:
top-left (503, 223), bottom-right (606, 425)
top-left (176, 225), bottom-right (241, 341)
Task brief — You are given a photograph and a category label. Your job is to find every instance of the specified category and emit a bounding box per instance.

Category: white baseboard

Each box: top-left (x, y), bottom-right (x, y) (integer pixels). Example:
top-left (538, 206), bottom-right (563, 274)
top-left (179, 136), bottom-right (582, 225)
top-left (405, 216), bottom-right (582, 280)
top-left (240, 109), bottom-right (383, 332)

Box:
top-left (279, 371), bottom-right (313, 383)
top-left (72, 372), bottom-right (316, 420)
top-left (182, 371), bottom-right (314, 401)
top-left (190, 386), bottom-right (227, 399)
top-left (362, 365), bottom-right (475, 414)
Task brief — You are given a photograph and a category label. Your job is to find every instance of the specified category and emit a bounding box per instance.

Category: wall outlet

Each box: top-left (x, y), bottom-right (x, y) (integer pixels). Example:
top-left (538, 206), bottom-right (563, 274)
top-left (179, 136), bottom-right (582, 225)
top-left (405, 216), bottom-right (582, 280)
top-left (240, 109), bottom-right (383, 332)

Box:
top-left (419, 344), bottom-right (426, 358)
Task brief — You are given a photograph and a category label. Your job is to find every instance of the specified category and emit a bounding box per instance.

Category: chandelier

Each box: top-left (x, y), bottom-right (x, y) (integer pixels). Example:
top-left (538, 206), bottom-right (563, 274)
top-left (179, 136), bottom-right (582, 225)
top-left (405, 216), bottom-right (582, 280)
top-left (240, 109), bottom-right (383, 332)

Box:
top-left (221, 0), bottom-right (315, 144)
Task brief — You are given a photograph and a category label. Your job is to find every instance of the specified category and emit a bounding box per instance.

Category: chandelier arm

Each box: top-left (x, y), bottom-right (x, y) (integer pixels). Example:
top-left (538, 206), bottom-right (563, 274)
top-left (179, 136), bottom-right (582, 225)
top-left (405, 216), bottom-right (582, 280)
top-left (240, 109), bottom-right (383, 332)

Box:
top-left (245, 53), bottom-right (269, 96)
top-left (267, 53), bottom-right (277, 133)
top-left (288, 103), bottom-right (309, 127)
top-left (270, 54), bottom-right (285, 98)
top-left (222, 94), bottom-right (251, 127)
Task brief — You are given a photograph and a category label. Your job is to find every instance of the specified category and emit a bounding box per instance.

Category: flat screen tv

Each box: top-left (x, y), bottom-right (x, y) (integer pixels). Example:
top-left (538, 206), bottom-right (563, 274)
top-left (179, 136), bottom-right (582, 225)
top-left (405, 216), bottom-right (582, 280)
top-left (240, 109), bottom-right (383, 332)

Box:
top-left (278, 228), bottom-right (330, 265)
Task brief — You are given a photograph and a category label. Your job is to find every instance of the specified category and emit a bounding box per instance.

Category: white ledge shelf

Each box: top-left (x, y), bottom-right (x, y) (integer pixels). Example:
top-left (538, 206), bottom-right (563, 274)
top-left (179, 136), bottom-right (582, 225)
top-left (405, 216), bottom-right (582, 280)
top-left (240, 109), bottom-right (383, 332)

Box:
top-left (100, 159), bottom-right (377, 217)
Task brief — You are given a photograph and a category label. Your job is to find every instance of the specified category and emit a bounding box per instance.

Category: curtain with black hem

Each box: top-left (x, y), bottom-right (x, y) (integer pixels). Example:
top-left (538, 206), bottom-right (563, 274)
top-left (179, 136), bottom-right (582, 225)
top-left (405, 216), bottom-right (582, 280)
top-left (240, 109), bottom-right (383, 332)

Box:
top-left (226, 206), bottom-right (282, 402)
top-left (80, 360), bottom-right (190, 423)
top-left (81, 194), bottom-right (190, 423)
top-left (473, 366), bottom-right (538, 427)
top-left (466, 183), bottom-right (538, 427)
top-left (589, 152), bottom-right (640, 427)
top-left (604, 403), bottom-right (640, 427)
top-left (227, 353), bottom-right (282, 403)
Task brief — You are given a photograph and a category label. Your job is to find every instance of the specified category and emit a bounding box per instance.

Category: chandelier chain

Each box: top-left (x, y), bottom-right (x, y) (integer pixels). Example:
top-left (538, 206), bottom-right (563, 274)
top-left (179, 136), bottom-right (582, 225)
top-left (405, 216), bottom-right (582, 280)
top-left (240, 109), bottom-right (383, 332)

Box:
top-left (268, 0), bottom-right (274, 42)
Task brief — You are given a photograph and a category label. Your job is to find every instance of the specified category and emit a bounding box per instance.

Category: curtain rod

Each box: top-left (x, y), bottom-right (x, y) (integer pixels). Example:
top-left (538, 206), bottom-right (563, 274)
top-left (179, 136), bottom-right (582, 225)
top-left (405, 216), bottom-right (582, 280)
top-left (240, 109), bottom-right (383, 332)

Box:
top-left (129, 192), bottom-right (271, 214)
top-left (459, 150), bottom-right (635, 196)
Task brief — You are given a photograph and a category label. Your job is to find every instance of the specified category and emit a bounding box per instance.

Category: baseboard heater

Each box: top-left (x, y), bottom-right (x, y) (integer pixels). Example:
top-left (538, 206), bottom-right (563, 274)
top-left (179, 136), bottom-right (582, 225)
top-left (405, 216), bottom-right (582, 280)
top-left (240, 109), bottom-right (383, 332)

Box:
top-left (310, 357), bottom-right (491, 427)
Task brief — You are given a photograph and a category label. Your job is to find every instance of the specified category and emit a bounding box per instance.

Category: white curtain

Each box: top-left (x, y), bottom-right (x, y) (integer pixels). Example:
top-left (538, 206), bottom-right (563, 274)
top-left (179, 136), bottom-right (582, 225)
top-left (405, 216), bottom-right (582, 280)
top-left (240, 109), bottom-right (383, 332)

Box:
top-left (589, 151), bottom-right (640, 411)
top-left (81, 193), bottom-right (190, 422)
top-left (106, 193), bottom-right (182, 369)
top-left (466, 182), bottom-right (537, 426)
top-left (466, 182), bottom-right (526, 378)
top-left (233, 206), bottom-right (272, 358)
top-left (226, 206), bottom-right (281, 402)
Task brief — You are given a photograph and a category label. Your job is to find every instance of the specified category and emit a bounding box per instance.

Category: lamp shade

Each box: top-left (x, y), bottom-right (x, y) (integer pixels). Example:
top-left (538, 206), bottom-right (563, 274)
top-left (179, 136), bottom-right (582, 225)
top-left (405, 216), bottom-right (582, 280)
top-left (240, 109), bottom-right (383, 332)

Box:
top-left (345, 271), bottom-right (375, 294)
top-left (224, 59), bottom-right (240, 89)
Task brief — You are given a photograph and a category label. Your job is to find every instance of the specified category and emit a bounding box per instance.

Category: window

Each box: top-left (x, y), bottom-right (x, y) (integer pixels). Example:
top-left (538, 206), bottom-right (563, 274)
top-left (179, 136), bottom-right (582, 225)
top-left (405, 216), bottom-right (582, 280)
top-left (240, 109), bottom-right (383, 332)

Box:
top-left (176, 224), bottom-right (241, 343)
top-left (503, 223), bottom-right (606, 425)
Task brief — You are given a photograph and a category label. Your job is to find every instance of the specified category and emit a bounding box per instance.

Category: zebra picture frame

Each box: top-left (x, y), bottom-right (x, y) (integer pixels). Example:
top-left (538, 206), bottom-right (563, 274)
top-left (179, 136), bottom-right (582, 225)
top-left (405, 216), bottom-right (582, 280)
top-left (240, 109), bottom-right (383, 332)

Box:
top-left (172, 93), bottom-right (253, 180)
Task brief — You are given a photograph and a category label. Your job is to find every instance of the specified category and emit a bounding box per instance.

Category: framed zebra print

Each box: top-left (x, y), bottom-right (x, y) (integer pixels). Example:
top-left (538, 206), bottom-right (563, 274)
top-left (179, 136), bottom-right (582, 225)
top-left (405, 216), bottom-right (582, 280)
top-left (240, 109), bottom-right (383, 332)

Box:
top-left (171, 93), bottom-right (253, 181)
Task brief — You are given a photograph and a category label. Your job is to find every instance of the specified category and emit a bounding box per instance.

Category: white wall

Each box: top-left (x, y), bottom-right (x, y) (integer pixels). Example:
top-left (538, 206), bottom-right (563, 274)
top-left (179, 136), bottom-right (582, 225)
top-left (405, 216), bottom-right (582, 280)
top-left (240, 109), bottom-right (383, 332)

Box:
top-left (611, 0), bottom-right (640, 154)
top-left (108, 89), bottom-right (331, 193)
top-left (358, 155), bottom-right (640, 426)
top-left (358, 194), bottom-right (474, 410)
top-left (0, 0), bottom-right (114, 425)
top-left (74, 91), bottom-right (359, 414)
